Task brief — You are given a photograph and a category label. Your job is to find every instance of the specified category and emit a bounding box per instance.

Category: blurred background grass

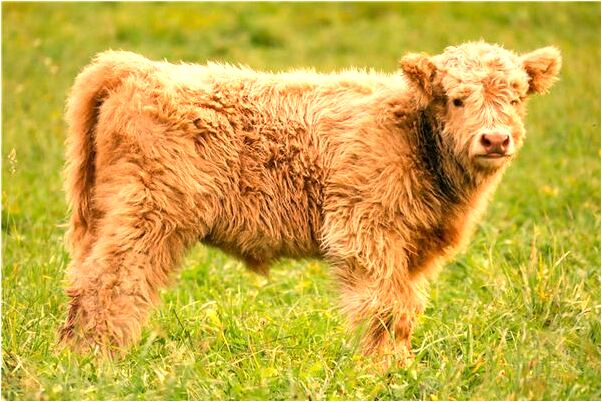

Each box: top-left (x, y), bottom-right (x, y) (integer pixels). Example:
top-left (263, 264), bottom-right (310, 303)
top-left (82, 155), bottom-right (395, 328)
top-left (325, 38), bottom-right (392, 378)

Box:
top-left (2, 2), bottom-right (600, 400)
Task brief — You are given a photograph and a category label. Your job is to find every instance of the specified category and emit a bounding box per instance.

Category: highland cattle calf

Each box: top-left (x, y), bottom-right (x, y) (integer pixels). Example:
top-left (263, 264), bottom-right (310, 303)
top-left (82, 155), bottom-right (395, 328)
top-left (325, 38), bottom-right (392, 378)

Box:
top-left (60, 42), bottom-right (561, 366)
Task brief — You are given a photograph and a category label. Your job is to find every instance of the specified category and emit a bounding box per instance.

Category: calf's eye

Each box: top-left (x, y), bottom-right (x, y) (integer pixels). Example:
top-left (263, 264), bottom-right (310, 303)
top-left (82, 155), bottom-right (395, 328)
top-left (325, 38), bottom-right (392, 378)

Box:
top-left (511, 99), bottom-right (520, 106)
top-left (452, 98), bottom-right (464, 107)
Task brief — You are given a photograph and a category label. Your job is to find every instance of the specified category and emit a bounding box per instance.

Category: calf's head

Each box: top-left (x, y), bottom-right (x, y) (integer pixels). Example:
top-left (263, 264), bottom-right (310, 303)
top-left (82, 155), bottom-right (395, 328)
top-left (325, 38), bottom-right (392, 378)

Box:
top-left (400, 42), bottom-right (561, 174)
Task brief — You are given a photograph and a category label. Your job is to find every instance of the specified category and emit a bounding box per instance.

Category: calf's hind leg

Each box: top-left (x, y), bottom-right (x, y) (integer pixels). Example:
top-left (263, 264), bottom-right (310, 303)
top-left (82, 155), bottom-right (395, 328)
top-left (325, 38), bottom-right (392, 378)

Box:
top-left (59, 175), bottom-right (204, 353)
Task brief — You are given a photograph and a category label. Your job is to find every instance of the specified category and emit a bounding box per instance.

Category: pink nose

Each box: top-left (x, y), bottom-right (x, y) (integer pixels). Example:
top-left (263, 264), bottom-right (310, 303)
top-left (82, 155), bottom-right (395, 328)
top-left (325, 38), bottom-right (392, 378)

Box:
top-left (480, 133), bottom-right (510, 155)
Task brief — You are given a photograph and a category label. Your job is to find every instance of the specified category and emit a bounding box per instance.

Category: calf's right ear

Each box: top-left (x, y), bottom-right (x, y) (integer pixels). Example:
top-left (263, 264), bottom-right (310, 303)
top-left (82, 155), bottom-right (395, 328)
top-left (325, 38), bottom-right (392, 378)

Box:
top-left (399, 53), bottom-right (437, 97)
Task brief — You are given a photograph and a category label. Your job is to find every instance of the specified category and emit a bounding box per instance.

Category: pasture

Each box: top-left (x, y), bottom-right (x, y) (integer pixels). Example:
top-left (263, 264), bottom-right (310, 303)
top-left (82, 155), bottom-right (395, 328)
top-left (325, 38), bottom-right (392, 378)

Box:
top-left (2, 2), bottom-right (600, 400)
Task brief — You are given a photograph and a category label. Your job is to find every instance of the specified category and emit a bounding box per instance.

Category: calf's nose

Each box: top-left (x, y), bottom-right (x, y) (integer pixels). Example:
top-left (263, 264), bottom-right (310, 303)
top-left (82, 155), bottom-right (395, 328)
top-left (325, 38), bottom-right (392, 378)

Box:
top-left (480, 133), bottom-right (510, 154)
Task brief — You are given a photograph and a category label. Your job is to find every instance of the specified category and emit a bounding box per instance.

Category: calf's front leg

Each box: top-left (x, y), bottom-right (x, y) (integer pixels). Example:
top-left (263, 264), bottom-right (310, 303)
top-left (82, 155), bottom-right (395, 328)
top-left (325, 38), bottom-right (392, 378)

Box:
top-left (323, 209), bottom-right (428, 368)
top-left (336, 264), bottom-right (427, 368)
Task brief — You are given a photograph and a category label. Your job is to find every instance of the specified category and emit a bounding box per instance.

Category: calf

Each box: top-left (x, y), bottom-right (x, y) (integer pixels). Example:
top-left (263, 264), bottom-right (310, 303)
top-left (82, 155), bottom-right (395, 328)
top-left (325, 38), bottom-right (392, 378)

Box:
top-left (60, 42), bottom-right (561, 365)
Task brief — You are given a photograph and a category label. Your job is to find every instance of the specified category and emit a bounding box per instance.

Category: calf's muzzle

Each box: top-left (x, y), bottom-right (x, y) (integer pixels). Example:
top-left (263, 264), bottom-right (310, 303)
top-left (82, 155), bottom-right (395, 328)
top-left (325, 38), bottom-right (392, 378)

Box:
top-left (479, 132), bottom-right (511, 156)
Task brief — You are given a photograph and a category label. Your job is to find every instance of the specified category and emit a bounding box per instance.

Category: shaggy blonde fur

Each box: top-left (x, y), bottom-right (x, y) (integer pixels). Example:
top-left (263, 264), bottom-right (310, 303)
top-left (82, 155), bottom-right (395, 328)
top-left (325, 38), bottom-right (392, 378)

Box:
top-left (60, 42), bottom-right (561, 365)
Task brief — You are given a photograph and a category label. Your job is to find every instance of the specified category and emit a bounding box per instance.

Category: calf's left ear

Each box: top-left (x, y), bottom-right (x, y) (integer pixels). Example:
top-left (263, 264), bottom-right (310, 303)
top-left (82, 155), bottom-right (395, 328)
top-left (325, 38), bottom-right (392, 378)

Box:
top-left (400, 53), bottom-right (437, 97)
top-left (521, 46), bottom-right (562, 94)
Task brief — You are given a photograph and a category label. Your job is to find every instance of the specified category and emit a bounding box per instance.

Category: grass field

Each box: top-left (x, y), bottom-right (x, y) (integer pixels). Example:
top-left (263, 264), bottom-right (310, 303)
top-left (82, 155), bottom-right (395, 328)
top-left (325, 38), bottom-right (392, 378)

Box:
top-left (1, 2), bottom-right (600, 400)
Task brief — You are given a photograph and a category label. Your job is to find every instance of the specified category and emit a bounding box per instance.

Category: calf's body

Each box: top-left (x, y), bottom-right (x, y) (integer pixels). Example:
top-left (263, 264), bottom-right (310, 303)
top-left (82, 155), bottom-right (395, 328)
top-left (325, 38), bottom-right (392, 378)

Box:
top-left (61, 43), bottom-right (560, 364)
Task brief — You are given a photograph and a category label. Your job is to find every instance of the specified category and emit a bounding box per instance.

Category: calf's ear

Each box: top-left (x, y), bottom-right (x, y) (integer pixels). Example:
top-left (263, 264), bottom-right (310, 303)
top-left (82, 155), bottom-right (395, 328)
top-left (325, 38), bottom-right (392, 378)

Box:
top-left (399, 52), bottom-right (436, 97)
top-left (521, 46), bottom-right (562, 94)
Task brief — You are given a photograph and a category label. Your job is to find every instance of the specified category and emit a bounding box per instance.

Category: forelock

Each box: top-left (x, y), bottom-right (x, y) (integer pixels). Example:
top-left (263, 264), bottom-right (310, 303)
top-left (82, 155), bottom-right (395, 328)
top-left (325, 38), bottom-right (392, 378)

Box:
top-left (433, 42), bottom-right (530, 97)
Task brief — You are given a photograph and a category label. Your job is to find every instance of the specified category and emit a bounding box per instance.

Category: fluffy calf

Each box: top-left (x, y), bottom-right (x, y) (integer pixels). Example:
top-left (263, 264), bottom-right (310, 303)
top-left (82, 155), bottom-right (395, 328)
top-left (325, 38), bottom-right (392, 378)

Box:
top-left (60, 42), bottom-right (561, 364)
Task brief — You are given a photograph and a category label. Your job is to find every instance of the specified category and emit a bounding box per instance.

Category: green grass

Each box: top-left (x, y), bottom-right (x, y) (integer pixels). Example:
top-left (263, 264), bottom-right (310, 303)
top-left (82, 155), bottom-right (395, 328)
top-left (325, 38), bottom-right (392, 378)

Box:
top-left (2, 2), bottom-right (600, 400)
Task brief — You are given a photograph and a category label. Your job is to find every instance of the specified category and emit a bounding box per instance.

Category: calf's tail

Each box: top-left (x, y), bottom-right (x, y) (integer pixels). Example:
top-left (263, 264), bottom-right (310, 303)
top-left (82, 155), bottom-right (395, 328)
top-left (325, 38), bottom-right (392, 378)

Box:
top-left (64, 50), bottom-right (150, 250)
